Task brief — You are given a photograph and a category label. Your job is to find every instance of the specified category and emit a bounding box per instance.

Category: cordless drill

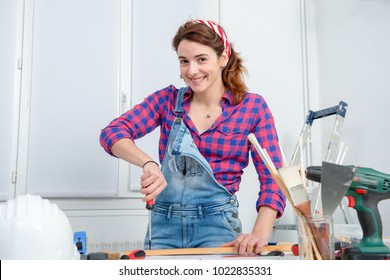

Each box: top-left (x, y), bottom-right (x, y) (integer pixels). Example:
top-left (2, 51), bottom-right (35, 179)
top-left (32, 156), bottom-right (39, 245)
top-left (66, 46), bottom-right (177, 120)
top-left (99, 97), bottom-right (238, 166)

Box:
top-left (306, 165), bottom-right (390, 260)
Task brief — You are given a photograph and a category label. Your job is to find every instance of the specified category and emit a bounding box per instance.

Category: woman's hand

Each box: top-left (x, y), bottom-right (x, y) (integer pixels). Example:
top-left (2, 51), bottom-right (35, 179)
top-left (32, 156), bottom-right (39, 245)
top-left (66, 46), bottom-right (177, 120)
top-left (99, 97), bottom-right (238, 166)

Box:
top-left (222, 206), bottom-right (277, 255)
top-left (140, 162), bottom-right (167, 202)
top-left (221, 233), bottom-right (268, 256)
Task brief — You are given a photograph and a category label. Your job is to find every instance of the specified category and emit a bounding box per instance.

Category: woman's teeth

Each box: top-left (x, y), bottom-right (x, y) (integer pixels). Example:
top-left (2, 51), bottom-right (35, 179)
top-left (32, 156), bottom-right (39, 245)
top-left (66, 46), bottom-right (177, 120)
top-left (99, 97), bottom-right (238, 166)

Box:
top-left (191, 77), bottom-right (204, 84)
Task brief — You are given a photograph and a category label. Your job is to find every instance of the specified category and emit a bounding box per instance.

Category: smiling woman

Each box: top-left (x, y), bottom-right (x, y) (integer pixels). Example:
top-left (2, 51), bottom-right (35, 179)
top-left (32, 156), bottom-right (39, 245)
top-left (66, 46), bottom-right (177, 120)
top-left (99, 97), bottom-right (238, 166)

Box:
top-left (177, 39), bottom-right (227, 96)
top-left (172, 20), bottom-right (246, 105)
top-left (100, 19), bottom-right (286, 255)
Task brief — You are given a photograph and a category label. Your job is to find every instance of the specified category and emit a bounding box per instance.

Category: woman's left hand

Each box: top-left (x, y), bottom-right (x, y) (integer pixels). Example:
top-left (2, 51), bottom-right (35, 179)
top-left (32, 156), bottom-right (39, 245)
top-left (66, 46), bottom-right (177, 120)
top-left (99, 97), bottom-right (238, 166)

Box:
top-left (221, 234), bottom-right (268, 256)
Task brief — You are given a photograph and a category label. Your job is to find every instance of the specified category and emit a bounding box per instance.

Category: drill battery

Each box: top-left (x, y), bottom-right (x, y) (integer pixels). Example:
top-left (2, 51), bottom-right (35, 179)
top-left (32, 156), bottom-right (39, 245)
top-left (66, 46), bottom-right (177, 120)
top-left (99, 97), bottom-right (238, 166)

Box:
top-left (335, 245), bottom-right (390, 260)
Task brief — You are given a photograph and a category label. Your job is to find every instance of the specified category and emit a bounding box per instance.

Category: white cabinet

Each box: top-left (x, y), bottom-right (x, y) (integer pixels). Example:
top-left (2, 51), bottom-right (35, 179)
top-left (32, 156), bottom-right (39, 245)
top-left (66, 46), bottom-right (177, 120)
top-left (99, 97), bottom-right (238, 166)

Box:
top-left (3, 0), bottom-right (217, 200)
top-left (0, 0), bottom-right (22, 200)
top-left (16, 0), bottom-right (121, 197)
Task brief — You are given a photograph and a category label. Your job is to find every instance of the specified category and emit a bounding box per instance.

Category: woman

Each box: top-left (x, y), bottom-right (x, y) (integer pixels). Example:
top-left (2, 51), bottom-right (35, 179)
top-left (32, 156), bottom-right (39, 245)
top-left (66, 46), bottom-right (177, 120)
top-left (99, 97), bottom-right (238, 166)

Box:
top-left (100, 19), bottom-right (286, 255)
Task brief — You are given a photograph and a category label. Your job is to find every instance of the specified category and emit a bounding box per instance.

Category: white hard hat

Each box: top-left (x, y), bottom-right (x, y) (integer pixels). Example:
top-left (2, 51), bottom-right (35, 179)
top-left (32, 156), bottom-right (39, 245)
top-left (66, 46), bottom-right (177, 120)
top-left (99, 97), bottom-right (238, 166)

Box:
top-left (0, 194), bottom-right (80, 260)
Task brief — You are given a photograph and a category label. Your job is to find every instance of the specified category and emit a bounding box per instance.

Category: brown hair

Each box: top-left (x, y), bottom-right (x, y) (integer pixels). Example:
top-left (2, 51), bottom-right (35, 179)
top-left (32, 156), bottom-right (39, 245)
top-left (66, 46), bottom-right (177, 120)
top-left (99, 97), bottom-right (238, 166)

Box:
top-left (172, 21), bottom-right (247, 104)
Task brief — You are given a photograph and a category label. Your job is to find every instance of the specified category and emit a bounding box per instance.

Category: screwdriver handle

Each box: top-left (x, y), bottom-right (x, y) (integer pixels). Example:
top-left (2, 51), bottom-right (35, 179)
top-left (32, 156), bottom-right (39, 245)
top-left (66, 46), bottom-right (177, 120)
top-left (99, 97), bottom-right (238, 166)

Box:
top-left (146, 199), bottom-right (155, 210)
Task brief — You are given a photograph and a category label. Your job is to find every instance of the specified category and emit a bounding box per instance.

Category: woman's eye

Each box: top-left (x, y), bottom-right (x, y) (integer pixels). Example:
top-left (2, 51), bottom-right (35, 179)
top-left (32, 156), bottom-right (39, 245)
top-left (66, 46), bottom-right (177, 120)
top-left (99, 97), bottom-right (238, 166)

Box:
top-left (179, 60), bottom-right (188, 64)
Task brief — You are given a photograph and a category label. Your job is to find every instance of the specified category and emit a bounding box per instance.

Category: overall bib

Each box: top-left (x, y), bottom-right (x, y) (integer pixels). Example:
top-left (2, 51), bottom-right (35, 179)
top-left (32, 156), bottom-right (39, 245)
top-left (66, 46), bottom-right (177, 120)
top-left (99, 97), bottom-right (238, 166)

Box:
top-left (144, 88), bottom-right (242, 249)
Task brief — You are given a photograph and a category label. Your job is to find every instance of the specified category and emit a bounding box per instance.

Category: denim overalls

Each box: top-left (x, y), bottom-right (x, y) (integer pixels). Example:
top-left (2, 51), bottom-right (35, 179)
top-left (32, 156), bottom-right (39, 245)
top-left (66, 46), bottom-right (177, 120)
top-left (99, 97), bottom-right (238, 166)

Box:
top-left (144, 88), bottom-right (242, 249)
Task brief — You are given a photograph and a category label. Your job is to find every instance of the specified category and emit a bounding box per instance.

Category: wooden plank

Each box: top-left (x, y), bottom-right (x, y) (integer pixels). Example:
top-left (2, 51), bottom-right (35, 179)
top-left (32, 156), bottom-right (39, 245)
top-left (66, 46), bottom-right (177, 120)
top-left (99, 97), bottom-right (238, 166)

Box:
top-left (135, 244), bottom-right (292, 257)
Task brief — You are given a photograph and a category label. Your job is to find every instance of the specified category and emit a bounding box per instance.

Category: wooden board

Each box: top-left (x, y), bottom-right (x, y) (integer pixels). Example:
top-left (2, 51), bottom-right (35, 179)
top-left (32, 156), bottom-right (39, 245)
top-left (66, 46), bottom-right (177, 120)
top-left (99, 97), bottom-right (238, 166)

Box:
top-left (136, 244), bottom-right (293, 257)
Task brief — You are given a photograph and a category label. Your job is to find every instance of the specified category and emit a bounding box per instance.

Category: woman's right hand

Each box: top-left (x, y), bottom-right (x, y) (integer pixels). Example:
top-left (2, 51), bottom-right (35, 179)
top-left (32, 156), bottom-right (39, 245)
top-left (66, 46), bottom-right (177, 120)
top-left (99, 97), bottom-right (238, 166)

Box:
top-left (140, 162), bottom-right (167, 202)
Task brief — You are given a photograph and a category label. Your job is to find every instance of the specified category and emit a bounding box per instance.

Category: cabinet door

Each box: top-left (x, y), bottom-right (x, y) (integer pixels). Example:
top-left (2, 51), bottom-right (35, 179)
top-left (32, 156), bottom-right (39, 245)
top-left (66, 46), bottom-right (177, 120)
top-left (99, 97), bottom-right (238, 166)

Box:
top-left (16, 0), bottom-right (121, 197)
top-left (0, 0), bottom-right (21, 200)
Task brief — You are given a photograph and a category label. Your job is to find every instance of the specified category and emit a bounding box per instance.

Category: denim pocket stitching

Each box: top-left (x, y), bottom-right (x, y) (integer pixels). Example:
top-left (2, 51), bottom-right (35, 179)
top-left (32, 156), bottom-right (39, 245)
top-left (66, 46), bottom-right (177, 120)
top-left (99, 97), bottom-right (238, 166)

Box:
top-left (221, 209), bottom-right (242, 236)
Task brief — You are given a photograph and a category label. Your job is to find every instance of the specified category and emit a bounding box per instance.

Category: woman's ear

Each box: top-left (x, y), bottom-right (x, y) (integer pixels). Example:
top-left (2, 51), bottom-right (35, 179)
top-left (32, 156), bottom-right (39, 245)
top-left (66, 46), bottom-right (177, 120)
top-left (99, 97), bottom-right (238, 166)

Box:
top-left (220, 50), bottom-right (229, 68)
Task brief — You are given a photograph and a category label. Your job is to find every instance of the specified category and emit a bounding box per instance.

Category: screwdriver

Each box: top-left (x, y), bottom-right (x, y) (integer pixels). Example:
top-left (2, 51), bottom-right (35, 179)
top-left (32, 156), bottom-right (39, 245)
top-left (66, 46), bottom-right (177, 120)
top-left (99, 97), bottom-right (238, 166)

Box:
top-left (146, 199), bottom-right (154, 250)
top-left (142, 160), bottom-right (158, 250)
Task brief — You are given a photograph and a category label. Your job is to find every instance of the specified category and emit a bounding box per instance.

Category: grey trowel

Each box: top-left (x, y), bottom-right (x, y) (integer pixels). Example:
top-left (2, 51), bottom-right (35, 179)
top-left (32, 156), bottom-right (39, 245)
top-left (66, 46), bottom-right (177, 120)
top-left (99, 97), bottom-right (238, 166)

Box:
top-left (306, 161), bottom-right (356, 216)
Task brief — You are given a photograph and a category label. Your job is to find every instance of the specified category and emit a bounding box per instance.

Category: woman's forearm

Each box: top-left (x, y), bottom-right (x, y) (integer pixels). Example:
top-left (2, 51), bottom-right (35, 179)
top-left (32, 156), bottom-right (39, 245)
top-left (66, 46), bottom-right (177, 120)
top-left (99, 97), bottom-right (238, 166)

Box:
top-left (251, 206), bottom-right (278, 241)
top-left (111, 138), bottom-right (155, 167)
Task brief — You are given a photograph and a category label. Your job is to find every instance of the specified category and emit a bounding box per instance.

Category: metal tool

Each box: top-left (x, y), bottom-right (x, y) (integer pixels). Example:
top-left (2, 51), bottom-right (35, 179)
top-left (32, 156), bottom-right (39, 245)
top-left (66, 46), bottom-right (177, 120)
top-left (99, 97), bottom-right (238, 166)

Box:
top-left (146, 199), bottom-right (154, 250)
top-left (274, 102), bottom-right (349, 235)
top-left (290, 101), bottom-right (348, 166)
top-left (306, 162), bottom-right (390, 260)
top-left (306, 161), bottom-right (356, 216)
top-left (291, 101), bottom-right (348, 218)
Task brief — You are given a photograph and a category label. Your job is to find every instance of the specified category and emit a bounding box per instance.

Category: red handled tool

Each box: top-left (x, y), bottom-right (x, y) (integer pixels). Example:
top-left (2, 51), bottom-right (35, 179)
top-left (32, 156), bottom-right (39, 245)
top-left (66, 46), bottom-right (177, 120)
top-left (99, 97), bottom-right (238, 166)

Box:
top-left (291, 244), bottom-right (299, 256)
top-left (121, 250), bottom-right (146, 260)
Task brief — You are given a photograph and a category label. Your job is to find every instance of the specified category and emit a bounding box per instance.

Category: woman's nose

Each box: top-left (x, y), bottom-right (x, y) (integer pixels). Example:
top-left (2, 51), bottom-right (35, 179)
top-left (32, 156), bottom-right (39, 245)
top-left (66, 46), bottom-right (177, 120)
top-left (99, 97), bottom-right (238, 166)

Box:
top-left (187, 62), bottom-right (199, 76)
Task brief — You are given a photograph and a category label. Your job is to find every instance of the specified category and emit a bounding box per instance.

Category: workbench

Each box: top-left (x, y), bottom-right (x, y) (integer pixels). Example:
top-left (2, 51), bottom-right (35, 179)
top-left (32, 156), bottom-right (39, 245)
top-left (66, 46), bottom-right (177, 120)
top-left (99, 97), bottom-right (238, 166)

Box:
top-left (145, 253), bottom-right (298, 260)
top-left (84, 244), bottom-right (299, 260)
top-left (137, 245), bottom-right (298, 260)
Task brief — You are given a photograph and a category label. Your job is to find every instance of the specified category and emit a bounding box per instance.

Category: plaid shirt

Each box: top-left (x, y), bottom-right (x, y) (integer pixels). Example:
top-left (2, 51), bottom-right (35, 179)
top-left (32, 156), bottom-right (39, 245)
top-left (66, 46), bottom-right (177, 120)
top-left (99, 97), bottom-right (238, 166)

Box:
top-left (100, 85), bottom-right (286, 216)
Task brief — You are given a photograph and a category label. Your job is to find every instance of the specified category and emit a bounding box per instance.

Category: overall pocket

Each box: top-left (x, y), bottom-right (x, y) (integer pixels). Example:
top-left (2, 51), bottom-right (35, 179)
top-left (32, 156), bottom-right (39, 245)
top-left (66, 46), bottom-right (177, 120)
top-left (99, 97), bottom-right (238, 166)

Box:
top-left (221, 206), bottom-right (242, 236)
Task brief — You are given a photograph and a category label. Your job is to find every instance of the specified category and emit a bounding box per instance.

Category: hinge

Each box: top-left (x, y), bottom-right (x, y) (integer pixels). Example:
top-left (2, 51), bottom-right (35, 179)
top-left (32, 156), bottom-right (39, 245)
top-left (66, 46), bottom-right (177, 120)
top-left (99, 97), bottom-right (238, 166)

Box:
top-left (17, 58), bottom-right (23, 69)
top-left (11, 171), bottom-right (17, 183)
top-left (121, 91), bottom-right (127, 103)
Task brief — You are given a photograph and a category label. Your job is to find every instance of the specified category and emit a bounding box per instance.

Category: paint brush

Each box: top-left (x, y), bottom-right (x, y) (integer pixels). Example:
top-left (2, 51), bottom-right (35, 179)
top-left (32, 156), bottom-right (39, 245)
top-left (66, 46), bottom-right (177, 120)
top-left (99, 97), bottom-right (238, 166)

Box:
top-left (248, 133), bottom-right (323, 259)
top-left (277, 165), bottom-right (326, 259)
top-left (248, 133), bottom-right (293, 204)
top-left (278, 165), bottom-right (311, 218)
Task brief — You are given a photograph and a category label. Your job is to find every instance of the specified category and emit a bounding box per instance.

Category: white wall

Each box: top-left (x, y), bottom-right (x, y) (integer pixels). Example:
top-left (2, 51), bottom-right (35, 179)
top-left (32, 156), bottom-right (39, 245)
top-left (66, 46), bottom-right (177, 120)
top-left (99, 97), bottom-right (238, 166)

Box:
top-left (310, 0), bottom-right (390, 236)
top-left (221, 0), bottom-right (306, 242)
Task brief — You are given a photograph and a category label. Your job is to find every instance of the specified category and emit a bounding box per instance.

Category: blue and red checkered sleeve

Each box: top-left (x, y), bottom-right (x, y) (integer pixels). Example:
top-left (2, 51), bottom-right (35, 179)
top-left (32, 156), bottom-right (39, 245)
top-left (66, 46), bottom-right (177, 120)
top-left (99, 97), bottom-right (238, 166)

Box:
top-left (99, 85), bottom-right (175, 156)
top-left (250, 97), bottom-right (286, 217)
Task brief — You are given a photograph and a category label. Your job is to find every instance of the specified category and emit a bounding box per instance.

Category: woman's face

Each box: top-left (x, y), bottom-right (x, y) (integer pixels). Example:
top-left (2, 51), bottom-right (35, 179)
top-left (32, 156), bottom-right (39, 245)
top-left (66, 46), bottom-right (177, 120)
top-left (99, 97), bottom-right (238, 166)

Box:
top-left (177, 39), bottom-right (228, 95)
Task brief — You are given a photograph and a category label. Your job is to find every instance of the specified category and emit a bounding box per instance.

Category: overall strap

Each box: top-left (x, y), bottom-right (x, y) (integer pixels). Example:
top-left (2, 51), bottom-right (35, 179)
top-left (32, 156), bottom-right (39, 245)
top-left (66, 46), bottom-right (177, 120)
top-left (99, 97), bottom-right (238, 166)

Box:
top-left (174, 87), bottom-right (188, 118)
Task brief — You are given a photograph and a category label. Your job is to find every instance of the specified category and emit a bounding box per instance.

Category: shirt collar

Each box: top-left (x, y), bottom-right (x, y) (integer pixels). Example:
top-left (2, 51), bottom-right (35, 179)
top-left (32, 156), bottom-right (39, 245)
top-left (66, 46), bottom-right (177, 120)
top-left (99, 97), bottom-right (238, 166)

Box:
top-left (222, 89), bottom-right (235, 105)
top-left (182, 87), bottom-right (235, 106)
